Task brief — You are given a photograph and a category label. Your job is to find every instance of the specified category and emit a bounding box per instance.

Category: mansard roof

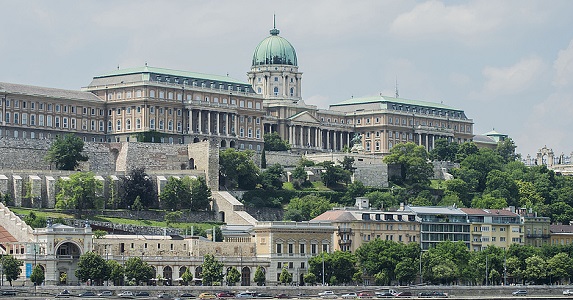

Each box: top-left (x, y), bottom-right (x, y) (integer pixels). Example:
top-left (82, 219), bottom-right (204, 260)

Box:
top-left (0, 82), bottom-right (103, 102)
top-left (330, 95), bottom-right (460, 111)
top-left (89, 66), bottom-right (250, 88)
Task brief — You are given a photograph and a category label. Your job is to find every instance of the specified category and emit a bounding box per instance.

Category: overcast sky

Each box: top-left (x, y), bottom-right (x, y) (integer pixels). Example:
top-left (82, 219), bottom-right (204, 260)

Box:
top-left (1, 0), bottom-right (573, 158)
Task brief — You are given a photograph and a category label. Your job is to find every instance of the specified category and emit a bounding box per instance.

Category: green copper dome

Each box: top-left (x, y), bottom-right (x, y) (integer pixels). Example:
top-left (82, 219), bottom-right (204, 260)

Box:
top-left (252, 27), bottom-right (298, 67)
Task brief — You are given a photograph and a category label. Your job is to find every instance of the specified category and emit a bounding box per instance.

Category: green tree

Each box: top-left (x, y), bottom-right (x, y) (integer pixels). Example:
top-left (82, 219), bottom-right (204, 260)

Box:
top-left (279, 267), bottom-right (292, 284)
top-left (132, 196), bottom-right (143, 211)
top-left (93, 230), bottom-right (107, 239)
top-left (164, 211), bottom-right (182, 227)
top-left (484, 170), bottom-right (519, 207)
top-left (383, 142), bottom-right (433, 186)
top-left (355, 239), bottom-right (420, 284)
top-left (458, 148), bottom-right (503, 193)
top-left (56, 172), bottom-right (103, 212)
top-left (523, 255), bottom-right (547, 284)
top-left (226, 267), bottom-right (241, 286)
top-left (160, 177), bottom-right (192, 210)
top-left (260, 148), bottom-right (267, 169)
top-left (365, 191), bottom-right (398, 210)
top-left (75, 252), bottom-right (110, 285)
top-left (124, 257), bottom-right (154, 285)
top-left (496, 137), bottom-right (519, 163)
top-left (107, 260), bottom-right (124, 286)
top-left (44, 134), bottom-right (88, 170)
top-left (303, 272), bottom-right (316, 285)
top-left (339, 156), bottom-right (356, 173)
top-left (341, 181), bottom-right (367, 205)
top-left (455, 142), bottom-right (479, 162)
top-left (260, 164), bottom-right (285, 190)
top-left (201, 254), bottom-right (224, 286)
top-left (471, 193), bottom-right (508, 209)
top-left (190, 177), bottom-right (212, 211)
top-left (24, 212), bottom-right (47, 229)
top-left (121, 167), bottom-right (157, 209)
top-left (2, 255), bottom-right (23, 286)
top-left (181, 268), bottom-right (194, 285)
top-left (395, 258), bottom-right (418, 285)
top-left (254, 266), bottom-right (266, 286)
top-left (284, 195), bottom-right (333, 221)
top-left (444, 179), bottom-right (471, 207)
top-left (516, 180), bottom-right (545, 209)
top-left (219, 148), bottom-right (260, 190)
top-left (264, 132), bottom-right (290, 151)
top-left (429, 138), bottom-right (459, 162)
top-left (30, 265), bottom-right (45, 287)
top-left (320, 161), bottom-right (351, 187)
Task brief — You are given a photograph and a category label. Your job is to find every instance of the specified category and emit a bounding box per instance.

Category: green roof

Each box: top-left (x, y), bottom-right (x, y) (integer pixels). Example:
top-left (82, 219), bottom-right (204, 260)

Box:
top-left (94, 66), bottom-right (248, 85)
top-left (330, 95), bottom-right (459, 110)
top-left (252, 27), bottom-right (297, 67)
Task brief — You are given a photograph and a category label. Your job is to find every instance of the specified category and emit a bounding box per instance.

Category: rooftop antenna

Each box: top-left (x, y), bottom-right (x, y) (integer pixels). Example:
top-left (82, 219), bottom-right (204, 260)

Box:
top-left (395, 76), bottom-right (399, 98)
top-left (270, 13), bottom-right (279, 35)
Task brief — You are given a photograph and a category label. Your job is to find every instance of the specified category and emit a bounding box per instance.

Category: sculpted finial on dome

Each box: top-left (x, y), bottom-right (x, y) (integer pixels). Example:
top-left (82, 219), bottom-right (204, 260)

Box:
top-left (270, 14), bottom-right (280, 35)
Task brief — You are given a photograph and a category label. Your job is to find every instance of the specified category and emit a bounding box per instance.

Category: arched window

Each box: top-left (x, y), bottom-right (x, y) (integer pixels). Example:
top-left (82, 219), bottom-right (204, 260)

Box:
top-left (116, 120), bottom-right (121, 131)
top-left (126, 119), bottom-right (131, 130)
top-left (273, 87), bottom-right (279, 96)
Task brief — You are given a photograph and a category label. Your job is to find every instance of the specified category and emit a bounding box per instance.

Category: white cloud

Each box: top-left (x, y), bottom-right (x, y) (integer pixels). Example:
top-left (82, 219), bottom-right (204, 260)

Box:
top-left (389, 0), bottom-right (503, 38)
top-left (482, 57), bottom-right (545, 95)
top-left (553, 39), bottom-right (573, 87)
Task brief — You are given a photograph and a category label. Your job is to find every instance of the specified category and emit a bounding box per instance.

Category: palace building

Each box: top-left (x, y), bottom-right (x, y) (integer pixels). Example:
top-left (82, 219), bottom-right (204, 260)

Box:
top-left (0, 24), bottom-right (474, 155)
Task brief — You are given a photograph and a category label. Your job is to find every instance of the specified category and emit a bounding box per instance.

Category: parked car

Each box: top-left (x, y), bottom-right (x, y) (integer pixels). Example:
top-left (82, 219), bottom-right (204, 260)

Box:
top-left (318, 291), bottom-right (337, 299)
top-left (98, 291), bottom-right (114, 297)
top-left (199, 293), bottom-right (216, 299)
top-left (275, 294), bottom-right (290, 299)
top-left (56, 290), bottom-right (73, 298)
top-left (119, 291), bottom-right (135, 299)
top-left (79, 291), bottom-right (98, 297)
top-left (512, 290), bottom-right (527, 296)
top-left (357, 292), bottom-right (374, 299)
top-left (256, 293), bottom-right (273, 298)
top-left (236, 292), bottom-right (256, 298)
top-left (180, 293), bottom-right (195, 298)
top-left (0, 291), bottom-right (16, 296)
top-left (158, 293), bottom-right (173, 299)
top-left (136, 292), bottom-right (150, 297)
top-left (341, 293), bottom-right (357, 299)
top-left (565, 290), bottom-right (573, 296)
top-left (217, 292), bottom-right (235, 298)
top-left (395, 291), bottom-right (413, 298)
top-left (374, 292), bottom-right (394, 298)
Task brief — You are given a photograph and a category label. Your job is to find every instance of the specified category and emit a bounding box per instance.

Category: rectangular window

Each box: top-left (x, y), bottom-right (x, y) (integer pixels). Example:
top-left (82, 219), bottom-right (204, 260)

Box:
top-left (276, 243), bottom-right (282, 254)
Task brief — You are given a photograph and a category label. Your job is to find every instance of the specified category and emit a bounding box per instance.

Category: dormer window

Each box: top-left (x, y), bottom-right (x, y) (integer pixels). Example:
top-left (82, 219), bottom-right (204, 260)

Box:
top-left (157, 76), bottom-right (162, 81)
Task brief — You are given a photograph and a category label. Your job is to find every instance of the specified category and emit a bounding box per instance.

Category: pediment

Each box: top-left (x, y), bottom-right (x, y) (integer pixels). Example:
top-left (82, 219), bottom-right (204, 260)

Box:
top-left (288, 111), bottom-right (319, 124)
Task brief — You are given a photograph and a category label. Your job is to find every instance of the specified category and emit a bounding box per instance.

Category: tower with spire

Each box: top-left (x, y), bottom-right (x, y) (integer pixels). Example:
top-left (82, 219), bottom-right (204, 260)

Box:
top-left (247, 17), bottom-right (302, 101)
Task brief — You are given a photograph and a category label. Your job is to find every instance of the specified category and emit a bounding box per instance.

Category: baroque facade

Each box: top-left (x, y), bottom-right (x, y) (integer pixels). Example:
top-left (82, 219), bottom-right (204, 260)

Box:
top-left (0, 25), bottom-right (474, 155)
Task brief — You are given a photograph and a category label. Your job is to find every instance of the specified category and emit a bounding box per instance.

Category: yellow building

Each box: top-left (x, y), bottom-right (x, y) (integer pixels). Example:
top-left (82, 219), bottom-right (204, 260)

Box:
top-left (252, 221), bottom-right (335, 285)
top-left (550, 224), bottom-right (573, 246)
top-left (460, 208), bottom-right (523, 251)
top-left (311, 198), bottom-right (420, 253)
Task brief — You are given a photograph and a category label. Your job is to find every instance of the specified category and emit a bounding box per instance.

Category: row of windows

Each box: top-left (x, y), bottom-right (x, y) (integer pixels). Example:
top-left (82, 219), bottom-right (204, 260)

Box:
top-left (2, 113), bottom-right (105, 132)
top-left (390, 104), bottom-right (465, 119)
top-left (361, 234), bottom-right (415, 243)
top-left (474, 236), bottom-right (507, 242)
top-left (154, 76), bottom-right (251, 92)
top-left (275, 243), bottom-right (328, 255)
top-left (276, 261), bottom-right (305, 270)
top-left (1, 100), bottom-right (102, 116)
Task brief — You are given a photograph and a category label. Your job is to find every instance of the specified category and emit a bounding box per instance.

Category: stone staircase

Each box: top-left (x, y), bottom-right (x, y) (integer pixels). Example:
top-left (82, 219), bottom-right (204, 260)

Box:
top-left (0, 202), bottom-right (34, 244)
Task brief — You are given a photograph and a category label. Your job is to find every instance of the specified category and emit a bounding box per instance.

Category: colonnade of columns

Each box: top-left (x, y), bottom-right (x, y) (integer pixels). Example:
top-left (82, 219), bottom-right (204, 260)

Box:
top-left (416, 132), bottom-right (454, 151)
top-left (187, 109), bottom-right (237, 136)
top-left (285, 124), bottom-right (352, 151)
